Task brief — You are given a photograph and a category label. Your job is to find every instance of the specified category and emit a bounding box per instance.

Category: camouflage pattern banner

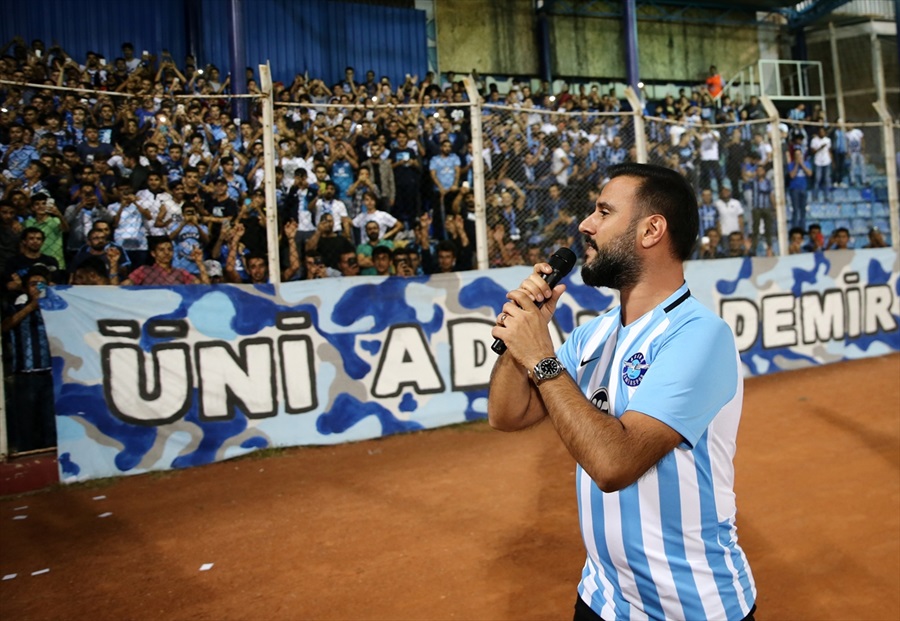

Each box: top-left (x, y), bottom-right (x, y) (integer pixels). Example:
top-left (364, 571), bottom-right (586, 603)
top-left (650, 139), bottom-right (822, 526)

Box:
top-left (42, 249), bottom-right (898, 482)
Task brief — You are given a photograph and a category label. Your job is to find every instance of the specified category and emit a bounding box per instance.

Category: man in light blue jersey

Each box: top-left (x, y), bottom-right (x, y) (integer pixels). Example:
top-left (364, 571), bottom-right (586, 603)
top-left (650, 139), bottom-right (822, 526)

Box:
top-left (488, 163), bottom-right (756, 621)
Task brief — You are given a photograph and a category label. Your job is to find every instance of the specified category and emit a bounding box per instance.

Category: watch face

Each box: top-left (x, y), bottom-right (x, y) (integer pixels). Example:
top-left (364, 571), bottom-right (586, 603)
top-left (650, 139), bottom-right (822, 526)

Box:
top-left (537, 357), bottom-right (562, 379)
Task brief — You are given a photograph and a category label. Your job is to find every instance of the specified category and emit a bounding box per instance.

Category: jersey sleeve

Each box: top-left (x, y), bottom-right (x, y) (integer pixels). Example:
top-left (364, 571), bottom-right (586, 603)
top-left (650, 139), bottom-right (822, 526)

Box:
top-left (626, 317), bottom-right (739, 449)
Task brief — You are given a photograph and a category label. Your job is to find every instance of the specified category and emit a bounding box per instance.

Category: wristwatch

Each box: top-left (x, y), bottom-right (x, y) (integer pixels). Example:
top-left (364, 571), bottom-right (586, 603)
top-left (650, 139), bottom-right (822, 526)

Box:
top-left (530, 356), bottom-right (566, 385)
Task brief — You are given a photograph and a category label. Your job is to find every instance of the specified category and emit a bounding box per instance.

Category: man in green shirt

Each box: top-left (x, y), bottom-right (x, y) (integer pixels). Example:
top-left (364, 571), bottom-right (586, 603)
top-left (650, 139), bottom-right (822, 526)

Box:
top-left (356, 220), bottom-right (394, 275)
top-left (23, 193), bottom-right (68, 269)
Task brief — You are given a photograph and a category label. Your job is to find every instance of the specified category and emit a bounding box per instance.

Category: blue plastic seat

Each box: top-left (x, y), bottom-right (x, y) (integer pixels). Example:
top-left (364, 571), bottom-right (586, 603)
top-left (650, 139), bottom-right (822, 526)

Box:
top-left (809, 202), bottom-right (827, 219)
top-left (851, 218), bottom-right (870, 235)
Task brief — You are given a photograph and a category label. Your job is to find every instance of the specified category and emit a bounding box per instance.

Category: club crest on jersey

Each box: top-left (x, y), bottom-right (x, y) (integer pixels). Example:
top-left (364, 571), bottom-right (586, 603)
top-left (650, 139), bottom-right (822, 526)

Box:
top-left (622, 353), bottom-right (649, 387)
top-left (589, 387), bottom-right (610, 414)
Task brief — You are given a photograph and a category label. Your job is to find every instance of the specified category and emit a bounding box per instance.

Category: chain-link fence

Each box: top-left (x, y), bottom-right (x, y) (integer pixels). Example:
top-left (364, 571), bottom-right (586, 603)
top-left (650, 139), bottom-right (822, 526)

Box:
top-left (270, 98), bottom-right (479, 276)
top-left (3, 73), bottom-right (899, 461)
top-left (774, 119), bottom-right (893, 251)
top-left (480, 104), bottom-right (638, 267)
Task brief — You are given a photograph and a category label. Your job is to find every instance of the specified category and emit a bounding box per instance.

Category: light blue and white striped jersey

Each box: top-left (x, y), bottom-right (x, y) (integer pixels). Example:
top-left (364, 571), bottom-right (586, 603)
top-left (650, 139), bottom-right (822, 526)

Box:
top-left (556, 283), bottom-right (756, 621)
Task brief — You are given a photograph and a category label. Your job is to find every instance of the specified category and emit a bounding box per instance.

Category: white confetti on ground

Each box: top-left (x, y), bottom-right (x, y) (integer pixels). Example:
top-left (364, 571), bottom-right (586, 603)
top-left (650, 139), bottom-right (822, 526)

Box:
top-left (199, 563), bottom-right (214, 571)
top-left (2, 574), bottom-right (17, 581)
top-left (93, 495), bottom-right (106, 501)
top-left (12, 515), bottom-right (27, 521)
top-left (13, 506), bottom-right (27, 511)
top-left (98, 512), bottom-right (113, 518)
top-left (31, 569), bottom-right (49, 576)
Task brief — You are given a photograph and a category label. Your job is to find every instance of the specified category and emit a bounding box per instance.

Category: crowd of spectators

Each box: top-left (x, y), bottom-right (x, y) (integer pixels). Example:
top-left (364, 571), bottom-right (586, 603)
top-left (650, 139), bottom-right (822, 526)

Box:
top-left (0, 38), bottom-right (884, 298)
top-left (0, 37), bottom-right (890, 452)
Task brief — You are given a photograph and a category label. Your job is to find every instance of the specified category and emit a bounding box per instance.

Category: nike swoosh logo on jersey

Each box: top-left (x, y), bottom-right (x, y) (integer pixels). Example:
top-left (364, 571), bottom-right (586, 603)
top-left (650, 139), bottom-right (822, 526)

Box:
top-left (580, 356), bottom-right (600, 367)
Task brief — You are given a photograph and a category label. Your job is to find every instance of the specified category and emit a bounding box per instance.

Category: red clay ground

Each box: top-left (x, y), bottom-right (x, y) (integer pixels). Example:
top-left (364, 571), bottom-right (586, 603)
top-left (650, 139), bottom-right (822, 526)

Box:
top-left (1, 354), bottom-right (898, 621)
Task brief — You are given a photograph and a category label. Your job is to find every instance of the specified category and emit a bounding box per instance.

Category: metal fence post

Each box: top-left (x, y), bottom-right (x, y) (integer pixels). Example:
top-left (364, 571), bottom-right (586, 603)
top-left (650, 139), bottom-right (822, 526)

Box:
top-left (872, 101), bottom-right (899, 249)
top-left (259, 62), bottom-right (281, 284)
top-left (463, 76), bottom-right (489, 270)
top-left (624, 86), bottom-right (647, 164)
top-left (761, 96), bottom-right (788, 255)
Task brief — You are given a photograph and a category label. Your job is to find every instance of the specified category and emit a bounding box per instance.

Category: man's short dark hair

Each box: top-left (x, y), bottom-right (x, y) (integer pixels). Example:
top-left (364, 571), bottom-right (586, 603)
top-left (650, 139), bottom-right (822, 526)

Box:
top-left (31, 161), bottom-right (48, 177)
top-left (436, 240), bottom-right (457, 256)
top-left (22, 226), bottom-right (45, 242)
top-left (372, 245), bottom-right (392, 260)
top-left (789, 227), bottom-right (805, 238)
top-left (27, 265), bottom-right (51, 282)
top-left (73, 256), bottom-right (109, 281)
top-left (150, 238), bottom-right (173, 252)
top-left (607, 163), bottom-right (699, 262)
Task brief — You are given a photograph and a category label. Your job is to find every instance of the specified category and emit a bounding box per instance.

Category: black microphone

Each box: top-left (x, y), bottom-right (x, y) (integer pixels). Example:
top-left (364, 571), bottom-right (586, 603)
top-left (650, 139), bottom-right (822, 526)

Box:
top-left (492, 247), bottom-right (577, 355)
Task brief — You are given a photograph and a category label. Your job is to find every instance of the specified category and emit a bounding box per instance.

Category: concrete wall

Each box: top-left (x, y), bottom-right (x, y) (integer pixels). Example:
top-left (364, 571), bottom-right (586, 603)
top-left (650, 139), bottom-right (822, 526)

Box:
top-left (550, 16), bottom-right (763, 82)
top-left (807, 21), bottom-right (899, 122)
top-left (435, 0), bottom-right (766, 83)
top-left (435, 0), bottom-right (539, 76)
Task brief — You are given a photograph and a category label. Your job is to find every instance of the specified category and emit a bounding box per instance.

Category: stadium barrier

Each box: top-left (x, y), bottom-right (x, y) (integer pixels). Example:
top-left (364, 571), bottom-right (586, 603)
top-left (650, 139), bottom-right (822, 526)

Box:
top-left (41, 248), bottom-right (899, 482)
top-left (0, 68), bottom-right (900, 454)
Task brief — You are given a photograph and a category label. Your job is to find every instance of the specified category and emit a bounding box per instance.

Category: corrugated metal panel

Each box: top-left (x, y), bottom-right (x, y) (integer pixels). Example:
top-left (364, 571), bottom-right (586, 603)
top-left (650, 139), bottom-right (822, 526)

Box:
top-left (0, 0), bottom-right (186, 66)
top-left (198, 0), bottom-right (426, 87)
top-left (329, 2), bottom-right (428, 86)
top-left (2, 0), bottom-right (426, 89)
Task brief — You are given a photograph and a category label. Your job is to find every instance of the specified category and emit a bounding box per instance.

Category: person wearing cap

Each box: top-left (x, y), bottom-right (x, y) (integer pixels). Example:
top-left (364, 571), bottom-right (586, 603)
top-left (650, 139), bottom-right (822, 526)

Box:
top-left (864, 227), bottom-right (887, 248)
top-left (203, 259), bottom-right (224, 284)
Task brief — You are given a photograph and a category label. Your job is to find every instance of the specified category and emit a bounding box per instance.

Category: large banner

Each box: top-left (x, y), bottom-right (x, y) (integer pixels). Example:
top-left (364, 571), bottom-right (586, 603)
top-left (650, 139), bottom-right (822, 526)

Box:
top-left (42, 249), bottom-right (899, 482)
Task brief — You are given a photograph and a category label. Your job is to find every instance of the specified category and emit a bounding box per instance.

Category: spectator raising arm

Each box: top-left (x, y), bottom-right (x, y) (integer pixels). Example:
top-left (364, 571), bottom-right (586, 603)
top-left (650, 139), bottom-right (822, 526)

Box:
top-left (281, 219), bottom-right (301, 281)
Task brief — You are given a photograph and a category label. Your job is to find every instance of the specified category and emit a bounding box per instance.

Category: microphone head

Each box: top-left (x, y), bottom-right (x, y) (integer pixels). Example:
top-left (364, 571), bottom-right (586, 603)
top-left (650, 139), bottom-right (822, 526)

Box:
top-left (548, 247), bottom-right (577, 276)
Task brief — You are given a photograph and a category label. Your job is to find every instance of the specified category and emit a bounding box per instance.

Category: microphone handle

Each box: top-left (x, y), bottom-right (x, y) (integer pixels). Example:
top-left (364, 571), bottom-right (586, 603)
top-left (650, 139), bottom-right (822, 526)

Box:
top-left (491, 267), bottom-right (561, 355)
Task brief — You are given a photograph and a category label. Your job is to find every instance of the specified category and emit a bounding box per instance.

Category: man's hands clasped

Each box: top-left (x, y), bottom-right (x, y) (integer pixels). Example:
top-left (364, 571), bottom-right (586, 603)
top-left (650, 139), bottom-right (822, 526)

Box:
top-left (491, 262), bottom-right (567, 370)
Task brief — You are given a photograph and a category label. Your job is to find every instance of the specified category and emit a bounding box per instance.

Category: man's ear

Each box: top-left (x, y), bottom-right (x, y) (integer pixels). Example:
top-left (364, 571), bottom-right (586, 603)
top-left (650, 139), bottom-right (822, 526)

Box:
top-left (640, 214), bottom-right (667, 249)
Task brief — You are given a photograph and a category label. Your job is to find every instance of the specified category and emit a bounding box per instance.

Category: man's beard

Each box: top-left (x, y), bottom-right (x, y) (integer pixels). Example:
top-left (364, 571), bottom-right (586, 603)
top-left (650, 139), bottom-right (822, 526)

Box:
top-left (581, 219), bottom-right (642, 290)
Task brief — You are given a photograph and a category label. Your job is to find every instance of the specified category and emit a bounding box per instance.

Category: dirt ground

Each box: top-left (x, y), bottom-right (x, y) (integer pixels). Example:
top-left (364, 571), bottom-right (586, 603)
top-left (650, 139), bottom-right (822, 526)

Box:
top-left (1, 354), bottom-right (898, 621)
